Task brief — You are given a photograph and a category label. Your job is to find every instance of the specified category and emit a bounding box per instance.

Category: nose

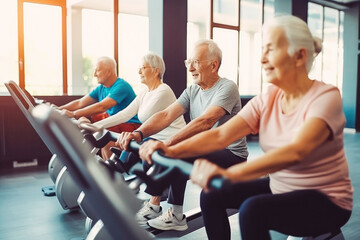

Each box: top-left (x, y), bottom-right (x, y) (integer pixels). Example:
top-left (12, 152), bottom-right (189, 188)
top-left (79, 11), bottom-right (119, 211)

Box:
top-left (261, 51), bottom-right (268, 65)
top-left (188, 62), bottom-right (195, 72)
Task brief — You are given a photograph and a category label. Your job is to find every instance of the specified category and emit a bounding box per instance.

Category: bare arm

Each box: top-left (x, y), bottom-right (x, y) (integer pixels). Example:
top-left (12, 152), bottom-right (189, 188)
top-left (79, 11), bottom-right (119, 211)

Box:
top-left (72, 97), bottom-right (118, 119)
top-left (138, 102), bottom-right (186, 139)
top-left (61, 96), bottom-right (117, 119)
top-left (139, 115), bottom-right (252, 163)
top-left (58, 95), bottom-right (96, 111)
top-left (116, 102), bottom-right (185, 151)
top-left (164, 105), bottom-right (227, 146)
top-left (191, 118), bottom-right (332, 191)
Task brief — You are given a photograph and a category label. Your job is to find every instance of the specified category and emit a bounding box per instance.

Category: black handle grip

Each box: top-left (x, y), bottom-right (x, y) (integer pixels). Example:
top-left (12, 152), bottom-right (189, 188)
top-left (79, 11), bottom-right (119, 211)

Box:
top-left (127, 140), bottom-right (232, 191)
top-left (129, 140), bottom-right (141, 152)
top-left (209, 176), bottom-right (232, 190)
top-left (83, 131), bottom-right (112, 148)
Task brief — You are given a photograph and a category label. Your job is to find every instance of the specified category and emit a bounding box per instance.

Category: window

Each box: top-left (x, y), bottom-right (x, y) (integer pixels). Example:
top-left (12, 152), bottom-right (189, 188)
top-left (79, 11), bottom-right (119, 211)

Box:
top-left (118, 0), bottom-right (149, 94)
top-left (307, 2), bottom-right (344, 94)
top-left (0, 0), bottom-right (66, 95)
top-left (23, 3), bottom-right (63, 95)
top-left (186, 0), bottom-right (275, 94)
top-left (239, 0), bottom-right (263, 95)
top-left (187, 0), bottom-right (211, 87)
top-left (0, 0), bottom-right (18, 93)
top-left (81, 9), bottom-right (114, 94)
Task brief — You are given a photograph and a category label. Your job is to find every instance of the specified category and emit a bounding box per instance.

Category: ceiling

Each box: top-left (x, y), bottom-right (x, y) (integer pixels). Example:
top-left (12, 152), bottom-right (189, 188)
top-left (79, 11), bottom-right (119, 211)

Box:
top-left (328, 0), bottom-right (360, 4)
top-left (68, 0), bottom-right (360, 12)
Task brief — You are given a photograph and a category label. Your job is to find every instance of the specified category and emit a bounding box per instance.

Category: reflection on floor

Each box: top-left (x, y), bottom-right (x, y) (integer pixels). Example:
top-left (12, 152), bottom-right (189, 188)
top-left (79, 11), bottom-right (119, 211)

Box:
top-left (0, 131), bottom-right (359, 240)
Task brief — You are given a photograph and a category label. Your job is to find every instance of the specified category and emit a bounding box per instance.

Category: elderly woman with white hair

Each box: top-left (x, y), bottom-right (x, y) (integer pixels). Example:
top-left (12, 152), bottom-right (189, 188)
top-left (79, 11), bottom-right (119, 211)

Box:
top-left (139, 15), bottom-right (353, 239)
top-left (85, 52), bottom-right (186, 159)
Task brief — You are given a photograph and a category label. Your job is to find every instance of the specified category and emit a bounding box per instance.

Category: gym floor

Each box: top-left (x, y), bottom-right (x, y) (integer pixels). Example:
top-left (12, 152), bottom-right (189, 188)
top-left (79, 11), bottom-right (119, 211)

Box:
top-left (0, 132), bottom-right (359, 240)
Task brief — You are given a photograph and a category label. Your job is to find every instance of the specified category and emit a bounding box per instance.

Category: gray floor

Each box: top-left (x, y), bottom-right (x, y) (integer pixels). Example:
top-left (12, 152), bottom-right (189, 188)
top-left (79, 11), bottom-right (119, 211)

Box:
top-left (0, 131), bottom-right (359, 240)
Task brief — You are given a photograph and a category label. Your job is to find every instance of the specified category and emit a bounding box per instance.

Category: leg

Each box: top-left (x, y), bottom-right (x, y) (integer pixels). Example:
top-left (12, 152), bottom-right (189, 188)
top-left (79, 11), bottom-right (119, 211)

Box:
top-left (101, 141), bottom-right (116, 160)
top-left (168, 149), bottom-right (246, 206)
top-left (100, 122), bottom-right (141, 160)
top-left (201, 177), bottom-right (271, 240)
top-left (239, 190), bottom-right (352, 240)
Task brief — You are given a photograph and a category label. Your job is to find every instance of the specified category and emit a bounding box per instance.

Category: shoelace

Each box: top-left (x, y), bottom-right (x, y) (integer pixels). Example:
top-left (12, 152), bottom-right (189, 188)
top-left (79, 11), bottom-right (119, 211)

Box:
top-left (138, 201), bottom-right (151, 215)
top-left (157, 208), bottom-right (173, 221)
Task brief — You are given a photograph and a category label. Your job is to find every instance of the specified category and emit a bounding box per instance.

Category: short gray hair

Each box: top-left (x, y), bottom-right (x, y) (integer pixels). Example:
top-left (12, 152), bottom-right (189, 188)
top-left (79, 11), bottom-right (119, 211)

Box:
top-left (142, 52), bottom-right (166, 79)
top-left (97, 56), bottom-right (117, 75)
top-left (263, 15), bottom-right (322, 73)
top-left (194, 39), bottom-right (222, 69)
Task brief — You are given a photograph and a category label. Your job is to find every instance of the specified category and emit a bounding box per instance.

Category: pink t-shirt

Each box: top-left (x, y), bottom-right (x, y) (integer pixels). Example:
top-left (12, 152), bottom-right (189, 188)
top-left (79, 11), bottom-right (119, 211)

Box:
top-left (239, 80), bottom-right (353, 211)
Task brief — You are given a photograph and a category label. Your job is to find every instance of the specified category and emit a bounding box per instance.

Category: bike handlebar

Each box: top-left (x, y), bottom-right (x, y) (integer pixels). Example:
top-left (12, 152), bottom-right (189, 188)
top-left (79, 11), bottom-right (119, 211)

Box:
top-left (128, 141), bottom-right (231, 190)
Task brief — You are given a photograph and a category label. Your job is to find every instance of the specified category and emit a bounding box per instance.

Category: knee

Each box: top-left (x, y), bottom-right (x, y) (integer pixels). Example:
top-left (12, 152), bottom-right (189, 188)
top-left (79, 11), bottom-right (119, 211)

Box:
top-left (239, 197), bottom-right (263, 223)
top-left (200, 190), bottom-right (223, 210)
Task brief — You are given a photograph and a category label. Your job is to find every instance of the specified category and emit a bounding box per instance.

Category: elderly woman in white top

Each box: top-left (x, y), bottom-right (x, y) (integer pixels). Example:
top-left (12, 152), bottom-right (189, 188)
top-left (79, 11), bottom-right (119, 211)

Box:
top-left (83, 52), bottom-right (186, 159)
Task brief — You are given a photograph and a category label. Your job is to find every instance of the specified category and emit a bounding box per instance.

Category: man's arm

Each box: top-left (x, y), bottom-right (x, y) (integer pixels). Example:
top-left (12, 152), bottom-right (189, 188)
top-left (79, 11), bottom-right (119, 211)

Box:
top-left (71, 96), bottom-right (118, 119)
top-left (58, 95), bottom-right (96, 111)
top-left (165, 105), bottom-right (226, 146)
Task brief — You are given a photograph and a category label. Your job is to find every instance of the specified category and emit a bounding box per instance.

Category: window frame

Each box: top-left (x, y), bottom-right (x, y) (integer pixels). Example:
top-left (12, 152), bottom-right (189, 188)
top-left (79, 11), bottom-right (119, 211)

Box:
top-left (17, 0), bottom-right (67, 93)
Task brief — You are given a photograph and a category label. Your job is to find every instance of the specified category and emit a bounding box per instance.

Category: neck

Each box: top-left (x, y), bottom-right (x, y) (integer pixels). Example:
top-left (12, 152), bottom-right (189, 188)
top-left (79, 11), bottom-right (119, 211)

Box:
top-left (199, 73), bottom-right (220, 90)
top-left (282, 71), bottom-right (313, 100)
top-left (104, 75), bottom-right (118, 88)
top-left (280, 71), bottom-right (313, 114)
top-left (147, 78), bottom-right (162, 91)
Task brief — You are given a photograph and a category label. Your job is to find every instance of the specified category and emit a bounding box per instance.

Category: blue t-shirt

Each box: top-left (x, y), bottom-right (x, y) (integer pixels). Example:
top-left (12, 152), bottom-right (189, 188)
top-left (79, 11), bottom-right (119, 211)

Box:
top-left (89, 78), bottom-right (140, 124)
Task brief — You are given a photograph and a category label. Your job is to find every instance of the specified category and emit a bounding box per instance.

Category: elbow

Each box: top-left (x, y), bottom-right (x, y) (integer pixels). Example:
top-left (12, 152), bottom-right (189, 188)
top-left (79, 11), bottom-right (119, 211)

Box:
top-left (289, 143), bottom-right (308, 165)
top-left (98, 105), bottom-right (110, 113)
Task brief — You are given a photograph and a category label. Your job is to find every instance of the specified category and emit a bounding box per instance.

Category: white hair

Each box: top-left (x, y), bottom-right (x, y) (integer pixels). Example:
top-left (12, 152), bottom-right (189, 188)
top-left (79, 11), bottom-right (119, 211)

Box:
top-left (263, 15), bottom-right (323, 73)
top-left (142, 52), bottom-right (166, 79)
top-left (193, 39), bottom-right (222, 69)
top-left (97, 56), bottom-right (117, 75)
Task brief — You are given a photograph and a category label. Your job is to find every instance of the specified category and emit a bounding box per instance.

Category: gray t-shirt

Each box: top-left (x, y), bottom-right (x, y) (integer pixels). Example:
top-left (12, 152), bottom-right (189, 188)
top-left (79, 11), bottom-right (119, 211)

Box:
top-left (177, 77), bottom-right (248, 159)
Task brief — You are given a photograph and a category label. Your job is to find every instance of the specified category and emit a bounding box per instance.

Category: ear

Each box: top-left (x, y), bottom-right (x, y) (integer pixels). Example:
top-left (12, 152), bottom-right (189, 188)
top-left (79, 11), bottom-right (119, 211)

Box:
top-left (211, 60), bottom-right (219, 72)
top-left (295, 48), bottom-right (307, 67)
top-left (154, 67), bottom-right (161, 78)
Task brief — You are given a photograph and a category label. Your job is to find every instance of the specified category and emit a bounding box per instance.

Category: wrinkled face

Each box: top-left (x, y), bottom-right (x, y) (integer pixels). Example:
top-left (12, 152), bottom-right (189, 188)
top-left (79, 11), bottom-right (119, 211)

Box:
top-left (186, 45), bottom-right (214, 86)
top-left (138, 62), bottom-right (156, 84)
top-left (261, 26), bottom-right (295, 85)
top-left (93, 62), bottom-right (111, 85)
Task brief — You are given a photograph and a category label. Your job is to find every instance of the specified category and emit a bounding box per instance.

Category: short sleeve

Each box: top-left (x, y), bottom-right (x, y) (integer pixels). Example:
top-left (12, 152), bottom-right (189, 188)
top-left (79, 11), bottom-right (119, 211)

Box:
top-left (238, 96), bottom-right (262, 134)
top-left (306, 87), bottom-right (345, 138)
top-left (210, 80), bottom-right (240, 114)
top-left (177, 87), bottom-right (191, 112)
top-left (108, 81), bottom-right (133, 104)
top-left (89, 86), bottom-right (100, 101)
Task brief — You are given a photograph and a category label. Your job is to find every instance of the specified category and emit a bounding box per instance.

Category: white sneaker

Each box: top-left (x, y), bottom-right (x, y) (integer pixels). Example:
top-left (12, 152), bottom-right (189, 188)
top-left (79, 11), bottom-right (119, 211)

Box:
top-left (147, 208), bottom-right (188, 231)
top-left (136, 201), bottom-right (162, 227)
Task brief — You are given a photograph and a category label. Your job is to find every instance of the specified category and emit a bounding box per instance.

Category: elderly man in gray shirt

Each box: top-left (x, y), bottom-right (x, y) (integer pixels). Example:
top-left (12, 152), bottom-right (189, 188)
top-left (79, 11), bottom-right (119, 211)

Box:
top-left (117, 39), bottom-right (248, 231)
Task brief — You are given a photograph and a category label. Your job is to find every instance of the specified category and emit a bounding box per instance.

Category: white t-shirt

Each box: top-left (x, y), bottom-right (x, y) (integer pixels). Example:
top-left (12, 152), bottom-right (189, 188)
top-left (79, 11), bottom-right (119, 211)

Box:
top-left (94, 83), bottom-right (186, 141)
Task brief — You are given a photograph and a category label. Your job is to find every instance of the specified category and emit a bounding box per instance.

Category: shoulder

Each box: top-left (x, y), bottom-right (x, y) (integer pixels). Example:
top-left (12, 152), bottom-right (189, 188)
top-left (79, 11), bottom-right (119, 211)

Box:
top-left (154, 84), bottom-right (177, 99)
top-left (112, 78), bottom-right (135, 92)
top-left (157, 83), bottom-right (172, 92)
top-left (248, 84), bottom-right (281, 108)
top-left (216, 78), bottom-right (239, 95)
top-left (311, 80), bottom-right (340, 96)
top-left (113, 78), bottom-right (131, 87)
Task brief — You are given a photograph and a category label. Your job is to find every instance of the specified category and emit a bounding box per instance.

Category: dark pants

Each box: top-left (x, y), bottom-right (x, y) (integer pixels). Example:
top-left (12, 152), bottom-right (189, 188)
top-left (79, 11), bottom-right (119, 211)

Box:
top-left (143, 149), bottom-right (247, 205)
top-left (200, 177), bottom-right (352, 240)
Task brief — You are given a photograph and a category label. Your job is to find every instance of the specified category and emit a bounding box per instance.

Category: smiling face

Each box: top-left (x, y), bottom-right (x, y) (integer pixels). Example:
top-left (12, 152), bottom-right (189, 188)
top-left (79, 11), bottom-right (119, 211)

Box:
top-left (187, 44), bottom-right (215, 86)
top-left (138, 61), bottom-right (157, 85)
top-left (93, 61), bottom-right (112, 85)
top-left (261, 26), bottom-right (296, 85)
